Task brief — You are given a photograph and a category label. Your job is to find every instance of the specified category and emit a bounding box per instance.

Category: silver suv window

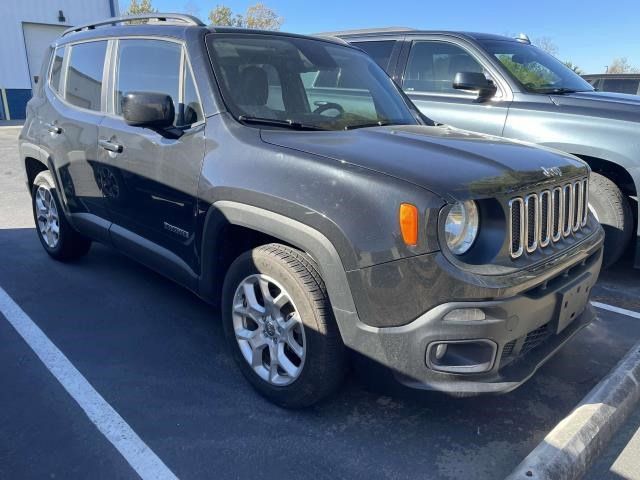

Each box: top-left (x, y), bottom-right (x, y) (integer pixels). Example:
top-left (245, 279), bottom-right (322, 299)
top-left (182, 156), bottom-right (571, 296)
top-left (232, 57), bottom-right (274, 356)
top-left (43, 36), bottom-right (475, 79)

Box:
top-left (404, 41), bottom-right (484, 95)
top-left (65, 41), bottom-right (107, 111)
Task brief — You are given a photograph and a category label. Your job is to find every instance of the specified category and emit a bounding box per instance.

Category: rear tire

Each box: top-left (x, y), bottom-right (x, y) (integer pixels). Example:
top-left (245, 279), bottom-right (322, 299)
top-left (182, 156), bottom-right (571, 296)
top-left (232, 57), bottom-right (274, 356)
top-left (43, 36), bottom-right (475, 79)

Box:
top-left (588, 172), bottom-right (633, 268)
top-left (222, 244), bottom-right (346, 408)
top-left (31, 171), bottom-right (91, 261)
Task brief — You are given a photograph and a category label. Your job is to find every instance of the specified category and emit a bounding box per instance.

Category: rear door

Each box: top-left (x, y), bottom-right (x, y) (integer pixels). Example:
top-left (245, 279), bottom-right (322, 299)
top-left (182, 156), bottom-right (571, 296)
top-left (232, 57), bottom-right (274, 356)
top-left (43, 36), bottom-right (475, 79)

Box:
top-left (38, 39), bottom-right (112, 241)
top-left (98, 37), bottom-right (205, 281)
top-left (397, 38), bottom-right (511, 135)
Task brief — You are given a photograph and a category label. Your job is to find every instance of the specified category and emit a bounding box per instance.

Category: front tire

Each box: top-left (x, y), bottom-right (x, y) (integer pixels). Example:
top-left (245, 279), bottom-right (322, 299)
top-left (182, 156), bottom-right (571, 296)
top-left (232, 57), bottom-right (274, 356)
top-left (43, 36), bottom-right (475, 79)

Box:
top-left (222, 244), bottom-right (346, 408)
top-left (31, 171), bottom-right (91, 261)
top-left (588, 172), bottom-right (633, 268)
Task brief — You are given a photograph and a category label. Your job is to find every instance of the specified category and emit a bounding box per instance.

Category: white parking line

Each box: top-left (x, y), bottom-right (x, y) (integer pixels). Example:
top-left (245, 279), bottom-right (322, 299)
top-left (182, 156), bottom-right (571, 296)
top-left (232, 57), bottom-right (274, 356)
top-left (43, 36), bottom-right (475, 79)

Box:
top-left (592, 301), bottom-right (640, 320)
top-left (0, 286), bottom-right (178, 480)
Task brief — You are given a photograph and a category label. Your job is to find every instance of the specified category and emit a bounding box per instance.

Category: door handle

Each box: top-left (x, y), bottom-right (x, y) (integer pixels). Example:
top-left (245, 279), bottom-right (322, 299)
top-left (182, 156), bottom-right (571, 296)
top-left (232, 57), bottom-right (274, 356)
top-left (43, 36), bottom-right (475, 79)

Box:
top-left (45, 123), bottom-right (62, 134)
top-left (99, 139), bottom-right (124, 154)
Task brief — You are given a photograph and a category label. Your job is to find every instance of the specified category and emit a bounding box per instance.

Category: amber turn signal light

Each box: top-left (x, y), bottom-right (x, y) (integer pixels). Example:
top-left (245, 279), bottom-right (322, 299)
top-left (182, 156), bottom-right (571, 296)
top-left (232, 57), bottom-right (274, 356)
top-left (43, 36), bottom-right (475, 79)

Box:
top-left (399, 203), bottom-right (418, 246)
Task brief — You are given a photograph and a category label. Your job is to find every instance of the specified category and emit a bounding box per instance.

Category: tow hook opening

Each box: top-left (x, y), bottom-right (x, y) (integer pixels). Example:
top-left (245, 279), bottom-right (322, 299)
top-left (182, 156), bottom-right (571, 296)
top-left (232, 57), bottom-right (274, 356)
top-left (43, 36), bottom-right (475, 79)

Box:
top-left (426, 340), bottom-right (496, 374)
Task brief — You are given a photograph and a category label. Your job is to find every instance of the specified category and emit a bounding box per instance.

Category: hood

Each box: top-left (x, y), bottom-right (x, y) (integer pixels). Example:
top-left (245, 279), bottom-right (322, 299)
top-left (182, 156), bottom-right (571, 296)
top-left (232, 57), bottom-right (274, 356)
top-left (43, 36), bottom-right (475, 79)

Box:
top-left (260, 125), bottom-right (587, 201)
top-left (550, 91), bottom-right (640, 122)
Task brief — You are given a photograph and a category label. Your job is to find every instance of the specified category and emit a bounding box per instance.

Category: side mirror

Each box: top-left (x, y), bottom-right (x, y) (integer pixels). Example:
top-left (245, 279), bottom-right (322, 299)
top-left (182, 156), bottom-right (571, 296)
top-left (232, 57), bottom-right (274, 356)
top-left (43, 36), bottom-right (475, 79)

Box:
top-left (121, 92), bottom-right (175, 128)
top-left (453, 72), bottom-right (498, 102)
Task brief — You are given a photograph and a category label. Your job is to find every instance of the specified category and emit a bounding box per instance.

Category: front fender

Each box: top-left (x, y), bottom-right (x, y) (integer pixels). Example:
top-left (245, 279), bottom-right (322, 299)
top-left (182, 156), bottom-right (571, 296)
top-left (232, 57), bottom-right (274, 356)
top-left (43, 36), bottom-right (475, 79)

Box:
top-left (198, 200), bottom-right (360, 340)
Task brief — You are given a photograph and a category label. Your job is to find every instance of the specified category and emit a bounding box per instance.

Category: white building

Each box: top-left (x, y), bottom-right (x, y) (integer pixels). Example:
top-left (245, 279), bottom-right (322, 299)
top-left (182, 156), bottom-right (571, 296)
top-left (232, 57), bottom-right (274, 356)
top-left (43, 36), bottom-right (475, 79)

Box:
top-left (1, 0), bottom-right (118, 120)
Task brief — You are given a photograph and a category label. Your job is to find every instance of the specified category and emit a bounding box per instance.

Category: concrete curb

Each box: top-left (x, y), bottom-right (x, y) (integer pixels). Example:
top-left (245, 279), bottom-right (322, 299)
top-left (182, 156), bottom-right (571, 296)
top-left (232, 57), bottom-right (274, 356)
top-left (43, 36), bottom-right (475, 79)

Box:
top-left (506, 340), bottom-right (640, 480)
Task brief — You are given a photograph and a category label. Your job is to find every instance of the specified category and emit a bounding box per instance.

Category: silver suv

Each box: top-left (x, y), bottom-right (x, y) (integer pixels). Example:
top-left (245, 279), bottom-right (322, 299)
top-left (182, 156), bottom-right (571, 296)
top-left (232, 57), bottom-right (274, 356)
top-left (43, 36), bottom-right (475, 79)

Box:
top-left (329, 29), bottom-right (639, 268)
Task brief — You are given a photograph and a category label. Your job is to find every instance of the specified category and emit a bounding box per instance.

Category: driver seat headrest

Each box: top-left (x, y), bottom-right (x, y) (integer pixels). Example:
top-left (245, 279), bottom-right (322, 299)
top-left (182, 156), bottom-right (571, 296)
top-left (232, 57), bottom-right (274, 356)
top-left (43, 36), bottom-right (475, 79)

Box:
top-left (239, 66), bottom-right (269, 107)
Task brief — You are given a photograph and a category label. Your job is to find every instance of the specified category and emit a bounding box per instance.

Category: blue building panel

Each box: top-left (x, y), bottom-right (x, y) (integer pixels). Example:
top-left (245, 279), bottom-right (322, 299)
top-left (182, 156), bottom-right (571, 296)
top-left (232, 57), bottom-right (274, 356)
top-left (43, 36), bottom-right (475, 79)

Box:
top-left (6, 89), bottom-right (32, 120)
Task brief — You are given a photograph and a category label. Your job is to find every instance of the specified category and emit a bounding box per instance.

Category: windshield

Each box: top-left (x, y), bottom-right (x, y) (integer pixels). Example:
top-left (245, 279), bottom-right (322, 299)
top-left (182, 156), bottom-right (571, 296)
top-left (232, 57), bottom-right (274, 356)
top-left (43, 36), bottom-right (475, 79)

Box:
top-left (480, 40), bottom-right (594, 94)
top-left (206, 33), bottom-right (420, 130)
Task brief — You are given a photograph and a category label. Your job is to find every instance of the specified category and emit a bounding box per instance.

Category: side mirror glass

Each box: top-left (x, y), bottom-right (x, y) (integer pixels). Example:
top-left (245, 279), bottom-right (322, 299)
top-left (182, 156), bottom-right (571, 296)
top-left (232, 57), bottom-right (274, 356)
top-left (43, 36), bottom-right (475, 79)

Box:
top-left (121, 91), bottom-right (175, 128)
top-left (452, 72), bottom-right (498, 102)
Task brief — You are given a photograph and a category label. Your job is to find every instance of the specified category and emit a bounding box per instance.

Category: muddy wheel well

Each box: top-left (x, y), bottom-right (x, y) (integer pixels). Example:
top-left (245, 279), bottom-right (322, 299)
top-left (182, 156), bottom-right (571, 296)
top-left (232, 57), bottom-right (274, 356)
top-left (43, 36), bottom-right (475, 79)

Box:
top-left (574, 154), bottom-right (637, 198)
top-left (24, 157), bottom-right (48, 193)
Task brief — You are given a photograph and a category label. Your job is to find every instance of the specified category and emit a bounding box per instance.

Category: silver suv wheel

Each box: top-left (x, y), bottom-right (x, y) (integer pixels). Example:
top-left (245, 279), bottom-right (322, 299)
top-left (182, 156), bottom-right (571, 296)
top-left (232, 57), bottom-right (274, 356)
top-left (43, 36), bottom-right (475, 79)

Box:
top-left (232, 274), bottom-right (306, 386)
top-left (35, 185), bottom-right (60, 249)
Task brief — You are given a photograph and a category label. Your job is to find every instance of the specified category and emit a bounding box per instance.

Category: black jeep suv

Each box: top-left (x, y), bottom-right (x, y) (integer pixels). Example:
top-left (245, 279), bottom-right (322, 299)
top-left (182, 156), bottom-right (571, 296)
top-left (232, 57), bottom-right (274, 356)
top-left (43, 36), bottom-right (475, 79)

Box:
top-left (19, 14), bottom-right (604, 407)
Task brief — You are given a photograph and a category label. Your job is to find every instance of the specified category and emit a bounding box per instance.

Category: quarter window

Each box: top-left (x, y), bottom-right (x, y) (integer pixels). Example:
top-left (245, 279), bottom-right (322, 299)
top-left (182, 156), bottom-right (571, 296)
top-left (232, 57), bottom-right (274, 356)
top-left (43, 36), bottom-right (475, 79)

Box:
top-left (404, 41), bottom-right (485, 94)
top-left (180, 63), bottom-right (204, 126)
top-left (49, 47), bottom-right (65, 94)
top-left (65, 41), bottom-right (107, 111)
top-left (351, 40), bottom-right (396, 71)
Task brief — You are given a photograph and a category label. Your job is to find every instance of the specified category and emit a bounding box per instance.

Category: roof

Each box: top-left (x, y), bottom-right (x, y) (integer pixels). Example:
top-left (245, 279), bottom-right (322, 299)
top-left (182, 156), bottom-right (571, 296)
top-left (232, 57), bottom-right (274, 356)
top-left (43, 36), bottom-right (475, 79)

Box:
top-left (326, 28), bottom-right (520, 43)
top-left (58, 14), bottom-right (354, 48)
top-left (582, 73), bottom-right (640, 79)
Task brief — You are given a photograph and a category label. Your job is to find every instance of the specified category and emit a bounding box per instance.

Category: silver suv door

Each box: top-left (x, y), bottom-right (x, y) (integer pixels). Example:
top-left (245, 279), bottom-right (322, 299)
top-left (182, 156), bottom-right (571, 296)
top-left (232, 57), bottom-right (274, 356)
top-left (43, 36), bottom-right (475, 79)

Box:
top-left (399, 38), bottom-right (512, 135)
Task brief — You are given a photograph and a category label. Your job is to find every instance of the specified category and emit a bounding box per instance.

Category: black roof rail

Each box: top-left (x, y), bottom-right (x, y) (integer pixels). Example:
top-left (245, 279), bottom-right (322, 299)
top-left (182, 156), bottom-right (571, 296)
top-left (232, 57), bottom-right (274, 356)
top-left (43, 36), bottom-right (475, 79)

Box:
top-left (62, 13), bottom-right (205, 37)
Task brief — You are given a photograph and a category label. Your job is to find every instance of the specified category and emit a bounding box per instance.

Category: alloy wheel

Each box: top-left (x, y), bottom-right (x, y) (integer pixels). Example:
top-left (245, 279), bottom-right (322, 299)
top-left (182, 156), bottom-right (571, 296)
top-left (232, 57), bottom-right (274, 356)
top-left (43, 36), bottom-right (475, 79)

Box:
top-left (232, 274), bottom-right (306, 386)
top-left (35, 185), bottom-right (60, 249)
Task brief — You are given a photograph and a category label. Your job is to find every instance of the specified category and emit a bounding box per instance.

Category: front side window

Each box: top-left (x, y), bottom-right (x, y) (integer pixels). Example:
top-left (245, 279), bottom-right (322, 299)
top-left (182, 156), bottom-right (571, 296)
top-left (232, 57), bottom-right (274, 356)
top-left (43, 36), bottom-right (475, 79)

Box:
top-left (115, 39), bottom-right (181, 123)
top-left (49, 47), bottom-right (65, 94)
top-left (207, 34), bottom-right (418, 131)
top-left (115, 39), bottom-right (202, 127)
top-left (65, 41), bottom-right (107, 111)
top-left (404, 41), bottom-right (485, 94)
top-left (481, 40), bottom-right (594, 94)
top-left (351, 40), bottom-right (396, 70)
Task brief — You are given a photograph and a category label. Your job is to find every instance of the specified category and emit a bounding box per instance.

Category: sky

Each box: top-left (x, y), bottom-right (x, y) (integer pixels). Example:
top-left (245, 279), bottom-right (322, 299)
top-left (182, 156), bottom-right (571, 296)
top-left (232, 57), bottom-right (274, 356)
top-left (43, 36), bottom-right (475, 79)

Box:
top-left (149, 0), bottom-right (640, 74)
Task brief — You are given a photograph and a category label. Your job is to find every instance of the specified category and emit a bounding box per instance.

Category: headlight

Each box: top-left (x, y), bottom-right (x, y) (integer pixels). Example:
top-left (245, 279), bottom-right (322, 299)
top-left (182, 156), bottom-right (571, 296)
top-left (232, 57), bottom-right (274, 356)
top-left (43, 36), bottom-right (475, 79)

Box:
top-left (444, 201), bottom-right (479, 255)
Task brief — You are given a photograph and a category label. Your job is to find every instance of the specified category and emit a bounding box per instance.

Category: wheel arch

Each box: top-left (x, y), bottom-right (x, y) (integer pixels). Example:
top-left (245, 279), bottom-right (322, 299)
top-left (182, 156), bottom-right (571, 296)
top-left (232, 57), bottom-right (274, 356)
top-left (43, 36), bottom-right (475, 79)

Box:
top-left (24, 156), bottom-right (49, 193)
top-left (198, 201), bottom-right (360, 339)
top-left (573, 154), bottom-right (637, 198)
top-left (573, 153), bottom-right (639, 267)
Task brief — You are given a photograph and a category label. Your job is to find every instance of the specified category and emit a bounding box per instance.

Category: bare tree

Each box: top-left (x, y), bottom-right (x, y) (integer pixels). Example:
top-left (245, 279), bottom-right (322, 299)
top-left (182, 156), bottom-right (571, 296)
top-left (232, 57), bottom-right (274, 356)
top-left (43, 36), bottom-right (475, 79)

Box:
top-left (607, 57), bottom-right (640, 74)
top-left (183, 0), bottom-right (201, 18)
top-left (244, 3), bottom-right (283, 30)
top-left (533, 37), bottom-right (559, 56)
top-left (124, 0), bottom-right (157, 15)
top-left (563, 61), bottom-right (583, 75)
top-left (208, 3), bottom-right (283, 30)
top-left (209, 5), bottom-right (243, 27)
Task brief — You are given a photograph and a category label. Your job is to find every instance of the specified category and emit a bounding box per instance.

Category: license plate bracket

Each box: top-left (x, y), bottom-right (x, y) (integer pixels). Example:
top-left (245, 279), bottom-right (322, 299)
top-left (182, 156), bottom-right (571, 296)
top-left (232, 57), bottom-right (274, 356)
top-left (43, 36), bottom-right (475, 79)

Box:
top-left (555, 272), bottom-right (592, 334)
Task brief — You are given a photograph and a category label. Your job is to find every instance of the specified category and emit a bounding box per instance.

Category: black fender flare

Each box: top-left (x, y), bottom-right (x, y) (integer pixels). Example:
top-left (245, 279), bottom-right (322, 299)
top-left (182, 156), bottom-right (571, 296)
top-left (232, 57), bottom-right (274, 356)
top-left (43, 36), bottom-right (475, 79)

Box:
top-left (198, 201), bottom-right (361, 339)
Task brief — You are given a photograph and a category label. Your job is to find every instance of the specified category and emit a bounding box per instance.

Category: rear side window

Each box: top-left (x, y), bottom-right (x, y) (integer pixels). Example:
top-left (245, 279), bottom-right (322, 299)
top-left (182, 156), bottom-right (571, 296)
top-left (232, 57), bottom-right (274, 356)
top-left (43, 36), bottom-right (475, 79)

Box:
top-left (351, 40), bottom-right (396, 71)
top-left (115, 39), bottom-right (182, 124)
top-left (49, 47), bottom-right (65, 94)
top-left (65, 41), bottom-right (107, 111)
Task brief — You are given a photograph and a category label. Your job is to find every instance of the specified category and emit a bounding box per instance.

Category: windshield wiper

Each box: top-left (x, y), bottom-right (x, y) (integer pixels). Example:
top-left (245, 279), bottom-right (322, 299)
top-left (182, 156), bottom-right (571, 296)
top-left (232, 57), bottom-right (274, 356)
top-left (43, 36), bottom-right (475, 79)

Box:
top-left (238, 115), bottom-right (325, 131)
top-left (344, 121), bottom-right (399, 130)
top-left (536, 87), bottom-right (578, 94)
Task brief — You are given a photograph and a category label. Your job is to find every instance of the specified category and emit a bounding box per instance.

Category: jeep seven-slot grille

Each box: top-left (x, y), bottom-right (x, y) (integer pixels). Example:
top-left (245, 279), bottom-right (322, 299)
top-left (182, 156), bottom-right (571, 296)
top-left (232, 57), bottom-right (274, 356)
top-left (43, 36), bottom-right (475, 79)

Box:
top-left (509, 178), bottom-right (588, 259)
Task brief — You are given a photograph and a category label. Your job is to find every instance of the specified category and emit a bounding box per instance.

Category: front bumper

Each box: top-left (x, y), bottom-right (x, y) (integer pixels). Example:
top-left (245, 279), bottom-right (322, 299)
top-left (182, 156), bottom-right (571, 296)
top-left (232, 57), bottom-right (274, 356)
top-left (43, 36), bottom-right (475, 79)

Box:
top-left (343, 232), bottom-right (603, 395)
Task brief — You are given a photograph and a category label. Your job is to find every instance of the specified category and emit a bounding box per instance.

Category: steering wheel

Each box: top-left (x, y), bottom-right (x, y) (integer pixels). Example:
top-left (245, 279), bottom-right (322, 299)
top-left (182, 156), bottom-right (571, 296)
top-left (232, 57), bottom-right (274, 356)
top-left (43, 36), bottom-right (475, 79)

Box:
top-left (313, 102), bottom-right (344, 117)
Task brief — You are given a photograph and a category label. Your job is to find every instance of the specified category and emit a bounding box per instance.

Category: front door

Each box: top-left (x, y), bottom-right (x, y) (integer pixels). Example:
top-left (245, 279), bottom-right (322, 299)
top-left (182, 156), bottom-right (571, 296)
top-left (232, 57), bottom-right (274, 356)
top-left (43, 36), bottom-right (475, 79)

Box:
top-left (400, 40), bottom-right (511, 136)
top-left (98, 38), bottom-right (205, 277)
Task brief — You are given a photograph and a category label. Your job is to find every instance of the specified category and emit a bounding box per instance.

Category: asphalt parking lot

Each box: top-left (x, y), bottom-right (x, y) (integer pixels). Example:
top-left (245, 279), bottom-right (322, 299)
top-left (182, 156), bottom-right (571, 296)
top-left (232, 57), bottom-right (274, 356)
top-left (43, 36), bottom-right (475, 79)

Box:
top-left (1, 125), bottom-right (639, 480)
